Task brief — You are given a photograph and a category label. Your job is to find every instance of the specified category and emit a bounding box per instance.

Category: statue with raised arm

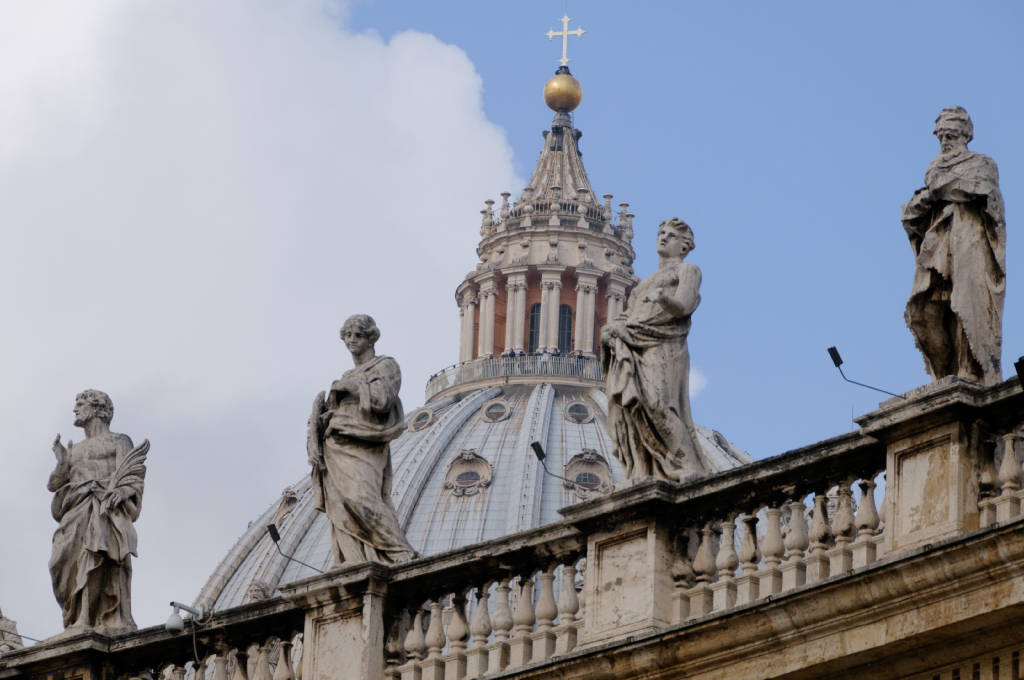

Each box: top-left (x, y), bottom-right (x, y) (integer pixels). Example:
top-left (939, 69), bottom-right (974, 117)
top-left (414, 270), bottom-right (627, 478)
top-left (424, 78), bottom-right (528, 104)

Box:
top-left (48, 390), bottom-right (148, 634)
top-left (902, 106), bottom-right (1006, 385)
top-left (307, 315), bottom-right (416, 565)
top-left (601, 218), bottom-right (709, 482)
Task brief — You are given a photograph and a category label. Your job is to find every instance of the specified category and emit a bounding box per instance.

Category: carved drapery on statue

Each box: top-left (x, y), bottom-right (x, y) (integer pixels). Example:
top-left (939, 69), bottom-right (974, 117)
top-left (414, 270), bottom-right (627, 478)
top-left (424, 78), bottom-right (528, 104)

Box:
top-left (47, 390), bottom-right (148, 634)
top-left (902, 106), bottom-right (1006, 385)
top-left (307, 316), bottom-right (415, 565)
top-left (602, 219), bottom-right (710, 482)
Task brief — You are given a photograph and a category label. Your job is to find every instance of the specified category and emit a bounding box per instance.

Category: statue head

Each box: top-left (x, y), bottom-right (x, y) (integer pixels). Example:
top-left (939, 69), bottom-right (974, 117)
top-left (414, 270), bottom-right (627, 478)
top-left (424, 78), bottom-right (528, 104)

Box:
top-left (340, 314), bottom-right (380, 356)
top-left (656, 217), bottom-right (695, 259)
top-left (73, 389), bottom-right (113, 427)
top-left (933, 106), bottom-right (973, 154)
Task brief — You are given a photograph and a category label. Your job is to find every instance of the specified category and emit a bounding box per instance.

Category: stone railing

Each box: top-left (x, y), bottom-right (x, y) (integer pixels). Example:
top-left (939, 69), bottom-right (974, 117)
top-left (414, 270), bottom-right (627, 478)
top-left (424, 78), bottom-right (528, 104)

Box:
top-left (425, 355), bottom-right (602, 401)
top-left (7, 378), bottom-right (1024, 680)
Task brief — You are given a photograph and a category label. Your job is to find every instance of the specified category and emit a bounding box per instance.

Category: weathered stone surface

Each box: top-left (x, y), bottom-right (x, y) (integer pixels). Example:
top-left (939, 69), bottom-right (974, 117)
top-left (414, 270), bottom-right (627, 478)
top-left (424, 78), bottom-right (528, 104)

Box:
top-left (307, 315), bottom-right (415, 565)
top-left (602, 218), bottom-right (708, 481)
top-left (47, 390), bottom-right (148, 635)
top-left (902, 106), bottom-right (1006, 386)
top-left (0, 609), bottom-right (22, 656)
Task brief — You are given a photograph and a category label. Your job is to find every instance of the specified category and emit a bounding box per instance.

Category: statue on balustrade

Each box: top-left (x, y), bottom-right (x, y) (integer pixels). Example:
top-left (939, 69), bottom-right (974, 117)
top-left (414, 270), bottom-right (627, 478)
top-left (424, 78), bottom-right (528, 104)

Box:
top-left (307, 314), bottom-right (416, 564)
top-left (902, 106), bottom-right (1006, 385)
top-left (48, 390), bottom-right (149, 634)
top-left (601, 218), bottom-right (709, 482)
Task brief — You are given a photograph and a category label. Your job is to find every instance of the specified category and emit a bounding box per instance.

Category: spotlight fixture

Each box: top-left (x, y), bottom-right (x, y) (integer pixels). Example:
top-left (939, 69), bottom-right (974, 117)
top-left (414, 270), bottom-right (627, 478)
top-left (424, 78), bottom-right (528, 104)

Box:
top-left (530, 441), bottom-right (572, 484)
top-left (165, 601), bottom-right (204, 634)
top-left (826, 346), bottom-right (905, 399)
top-left (1014, 355), bottom-right (1024, 385)
top-left (266, 523), bottom-right (324, 574)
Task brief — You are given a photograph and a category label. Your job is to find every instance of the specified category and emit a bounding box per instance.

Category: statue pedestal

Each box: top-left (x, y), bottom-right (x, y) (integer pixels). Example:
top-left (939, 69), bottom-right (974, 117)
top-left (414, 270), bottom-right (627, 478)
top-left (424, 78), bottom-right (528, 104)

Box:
top-left (857, 377), bottom-right (983, 553)
top-left (281, 564), bottom-right (389, 680)
top-left (562, 481), bottom-right (678, 645)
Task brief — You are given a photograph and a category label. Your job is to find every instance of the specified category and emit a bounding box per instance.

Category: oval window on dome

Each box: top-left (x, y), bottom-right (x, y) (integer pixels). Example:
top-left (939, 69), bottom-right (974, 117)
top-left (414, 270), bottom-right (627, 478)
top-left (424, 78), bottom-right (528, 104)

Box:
top-left (456, 471), bottom-right (481, 485)
top-left (575, 471), bottom-right (601, 489)
top-left (565, 402), bottom-right (592, 424)
top-left (481, 399), bottom-right (511, 423)
top-left (408, 408), bottom-right (434, 431)
top-left (443, 449), bottom-right (493, 497)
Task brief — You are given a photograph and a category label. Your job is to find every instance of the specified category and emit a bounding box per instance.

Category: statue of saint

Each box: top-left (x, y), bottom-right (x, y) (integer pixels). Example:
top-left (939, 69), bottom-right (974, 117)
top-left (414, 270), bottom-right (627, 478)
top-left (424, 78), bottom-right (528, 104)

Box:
top-left (902, 106), bottom-right (1006, 385)
top-left (48, 390), bottom-right (148, 634)
top-left (307, 315), bottom-right (416, 565)
top-left (601, 218), bottom-right (709, 482)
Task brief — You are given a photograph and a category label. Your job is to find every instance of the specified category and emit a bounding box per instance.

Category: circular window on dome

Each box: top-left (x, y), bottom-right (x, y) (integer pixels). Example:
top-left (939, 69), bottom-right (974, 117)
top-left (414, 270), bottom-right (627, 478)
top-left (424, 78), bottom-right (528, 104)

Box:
top-left (481, 399), bottom-right (511, 423)
top-left (564, 401), bottom-right (592, 424)
top-left (408, 408), bottom-right (434, 432)
top-left (563, 448), bottom-right (612, 500)
top-left (443, 449), bottom-right (493, 497)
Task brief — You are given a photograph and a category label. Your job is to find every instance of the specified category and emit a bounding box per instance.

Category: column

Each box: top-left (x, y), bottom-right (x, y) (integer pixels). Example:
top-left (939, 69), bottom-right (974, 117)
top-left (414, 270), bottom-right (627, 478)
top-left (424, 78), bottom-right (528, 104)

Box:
top-left (544, 275), bottom-right (562, 352)
top-left (606, 280), bottom-right (628, 322)
top-left (537, 281), bottom-right (551, 354)
top-left (458, 288), bottom-right (477, 362)
top-left (576, 275), bottom-right (598, 355)
top-left (507, 273), bottom-right (528, 354)
top-left (477, 278), bottom-right (497, 358)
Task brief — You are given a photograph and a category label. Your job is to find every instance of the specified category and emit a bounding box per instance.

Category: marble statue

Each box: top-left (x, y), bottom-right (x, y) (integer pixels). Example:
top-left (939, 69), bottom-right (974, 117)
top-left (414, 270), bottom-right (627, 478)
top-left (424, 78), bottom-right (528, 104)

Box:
top-left (48, 390), bottom-right (148, 634)
top-left (307, 315), bottom-right (416, 565)
top-left (601, 218), bottom-right (709, 482)
top-left (902, 106), bottom-right (1006, 385)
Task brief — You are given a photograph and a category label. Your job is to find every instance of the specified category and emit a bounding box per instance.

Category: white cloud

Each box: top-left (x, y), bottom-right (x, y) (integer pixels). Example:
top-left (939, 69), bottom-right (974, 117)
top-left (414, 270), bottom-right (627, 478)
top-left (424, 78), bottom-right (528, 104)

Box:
top-left (689, 367), bottom-right (709, 398)
top-left (0, 0), bottom-right (520, 641)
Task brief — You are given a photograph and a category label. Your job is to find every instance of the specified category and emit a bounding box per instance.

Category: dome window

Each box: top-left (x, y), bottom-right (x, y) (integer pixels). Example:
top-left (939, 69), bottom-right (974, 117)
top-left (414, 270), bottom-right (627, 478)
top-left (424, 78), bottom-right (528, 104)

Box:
top-left (443, 449), bottom-right (493, 497)
top-left (564, 401), bottom-right (592, 424)
top-left (409, 408), bottom-right (434, 432)
top-left (563, 448), bottom-right (612, 500)
top-left (481, 399), bottom-right (511, 423)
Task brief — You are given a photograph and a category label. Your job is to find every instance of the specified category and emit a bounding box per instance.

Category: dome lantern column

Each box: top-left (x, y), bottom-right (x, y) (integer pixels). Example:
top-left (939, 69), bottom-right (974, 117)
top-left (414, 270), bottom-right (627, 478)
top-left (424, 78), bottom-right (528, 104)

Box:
top-left (538, 269), bottom-right (563, 353)
top-left (504, 269), bottom-right (529, 354)
top-left (477, 276), bottom-right (498, 358)
top-left (457, 285), bottom-right (478, 363)
top-left (574, 273), bottom-right (599, 355)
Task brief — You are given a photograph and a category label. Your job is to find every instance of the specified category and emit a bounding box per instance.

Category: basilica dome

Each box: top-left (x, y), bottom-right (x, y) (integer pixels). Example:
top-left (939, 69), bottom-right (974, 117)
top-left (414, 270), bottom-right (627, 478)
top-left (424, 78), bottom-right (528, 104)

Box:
top-left (194, 72), bottom-right (753, 613)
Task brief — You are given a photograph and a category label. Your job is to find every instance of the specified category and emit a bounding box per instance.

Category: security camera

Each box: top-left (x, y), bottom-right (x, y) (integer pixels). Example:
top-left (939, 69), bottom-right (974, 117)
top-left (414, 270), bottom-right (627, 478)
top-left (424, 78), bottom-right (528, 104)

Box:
top-left (165, 601), bottom-right (204, 634)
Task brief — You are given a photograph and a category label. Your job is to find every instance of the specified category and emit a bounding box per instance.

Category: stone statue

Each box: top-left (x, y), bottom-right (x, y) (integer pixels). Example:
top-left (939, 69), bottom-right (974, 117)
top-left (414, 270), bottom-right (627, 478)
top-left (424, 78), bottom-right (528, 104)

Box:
top-left (307, 315), bottom-right (416, 565)
top-left (902, 106), bottom-right (1006, 385)
top-left (48, 390), bottom-right (148, 634)
top-left (601, 218), bottom-right (709, 482)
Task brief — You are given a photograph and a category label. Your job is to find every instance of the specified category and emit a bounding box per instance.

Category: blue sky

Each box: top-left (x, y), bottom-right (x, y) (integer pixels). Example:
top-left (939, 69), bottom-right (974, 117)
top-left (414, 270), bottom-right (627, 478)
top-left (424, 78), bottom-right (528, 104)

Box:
top-left (350, 0), bottom-right (1024, 455)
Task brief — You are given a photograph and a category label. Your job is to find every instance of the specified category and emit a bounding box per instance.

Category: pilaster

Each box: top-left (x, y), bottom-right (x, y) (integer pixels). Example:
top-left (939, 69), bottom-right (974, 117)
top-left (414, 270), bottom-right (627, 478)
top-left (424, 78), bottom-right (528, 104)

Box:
top-left (476, 276), bottom-right (498, 358)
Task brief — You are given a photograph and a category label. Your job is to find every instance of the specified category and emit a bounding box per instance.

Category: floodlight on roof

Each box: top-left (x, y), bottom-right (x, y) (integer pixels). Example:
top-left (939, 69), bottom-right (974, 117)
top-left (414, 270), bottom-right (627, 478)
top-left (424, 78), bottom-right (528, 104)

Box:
top-left (1014, 356), bottom-right (1024, 385)
top-left (266, 523), bottom-right (324, 574)
top-left (826, 346), bottom-right (905, 399)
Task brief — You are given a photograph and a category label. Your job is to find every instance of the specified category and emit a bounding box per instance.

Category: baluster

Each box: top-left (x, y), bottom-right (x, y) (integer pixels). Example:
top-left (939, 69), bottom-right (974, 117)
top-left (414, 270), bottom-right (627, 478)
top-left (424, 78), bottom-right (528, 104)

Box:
top-left (877, 473), bottom-right (889, 551)
top-left (508, 573), bottom-right (535, 668)
top-left (421, 600), bottom-right (446, 680)
top-left (292, 634), bottom-right (303, 680)
top-left (688, 522), bottom-right (718, 618)
top-left (978, 439), bottom-right (998, 528)
top-left (830, 481), bottom-right (855, 574)
top-left (171, 666), bottom-right (186, 680)
top-left (400, 606), bottom-right (426, 680)
top-left (853, 478), bottom-right (880, 567)
top-left (231, 650), bottom-right (249, 680)
top-left (760, 505), bottom-right (784, 597)
top-left (251, 643), bottom-right (273, 680)
top-left (575, 558), bottom-right (586, 632)
top-left (443, 593), bottom-right (469, 680)
top-left (532, 564), bottom-right (558, 661)
top-left (194, 656), bottom-right (209, 680)
top-left (486, 578), bottom-right (512, 675)
top-left (996, 434), bottom-right (1021, 522)
top-left (272, 640), bottom-right (294, 680)
top-left (712, 514), bottom-right (738, 611)
top-left (781, 498), bottom-right (809, 590)
top-left (670, 537), bottom-right (695, 623)
top-left (466, 584), bottom-right (491, 678)
top-left (212, 650), bottom-right (229, 680)
top-left (554, 561), bottom-right (580, 655)
top-left (736, 514), bottom-right (761, 605)
top-left (806, 492), bottom-right (832, 583)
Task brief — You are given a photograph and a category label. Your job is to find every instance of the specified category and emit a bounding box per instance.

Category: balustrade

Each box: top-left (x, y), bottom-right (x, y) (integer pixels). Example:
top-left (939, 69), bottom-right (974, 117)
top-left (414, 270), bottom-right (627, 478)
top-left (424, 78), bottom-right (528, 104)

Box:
top-left (388, 556), bottom-right (585, 680)
top-left (425, 354), bottom-right (602, 400)
top-left (119, 633), bottom-right (303, 680)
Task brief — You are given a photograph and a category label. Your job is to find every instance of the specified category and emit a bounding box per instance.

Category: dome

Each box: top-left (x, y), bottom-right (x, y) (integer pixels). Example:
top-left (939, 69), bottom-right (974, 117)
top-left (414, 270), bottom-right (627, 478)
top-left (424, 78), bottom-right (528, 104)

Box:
top-left (194, 383), bottom-right (752, 612)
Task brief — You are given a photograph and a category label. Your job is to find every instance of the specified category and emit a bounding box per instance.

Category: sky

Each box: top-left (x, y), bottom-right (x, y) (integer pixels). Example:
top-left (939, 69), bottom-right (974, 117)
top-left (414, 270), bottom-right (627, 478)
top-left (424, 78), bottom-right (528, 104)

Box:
top-left (1, 0), bottom-right (1022, 643)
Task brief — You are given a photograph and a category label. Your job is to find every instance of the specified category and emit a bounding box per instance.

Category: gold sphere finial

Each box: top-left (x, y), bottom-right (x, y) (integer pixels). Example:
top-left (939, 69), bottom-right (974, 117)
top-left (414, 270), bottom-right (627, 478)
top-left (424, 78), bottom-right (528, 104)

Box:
top-left (544, 66), bottom-right (582, 112)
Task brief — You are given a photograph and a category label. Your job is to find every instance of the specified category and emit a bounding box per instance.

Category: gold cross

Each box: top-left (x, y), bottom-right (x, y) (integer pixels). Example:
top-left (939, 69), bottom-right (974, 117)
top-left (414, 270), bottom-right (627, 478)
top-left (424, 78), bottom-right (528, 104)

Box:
top-left (545, 14), bottom-right (584, 67)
